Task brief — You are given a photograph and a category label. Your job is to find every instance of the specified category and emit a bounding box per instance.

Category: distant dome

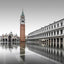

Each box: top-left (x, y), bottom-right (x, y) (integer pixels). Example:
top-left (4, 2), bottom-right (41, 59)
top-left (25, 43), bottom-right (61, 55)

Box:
top-left (9, 32), bottom-right (13, 36)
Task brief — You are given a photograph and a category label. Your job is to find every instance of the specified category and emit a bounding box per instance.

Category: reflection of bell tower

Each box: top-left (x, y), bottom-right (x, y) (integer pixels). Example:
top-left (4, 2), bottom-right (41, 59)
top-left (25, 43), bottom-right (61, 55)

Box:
top-left (20, 10), bottom-right (25, 42)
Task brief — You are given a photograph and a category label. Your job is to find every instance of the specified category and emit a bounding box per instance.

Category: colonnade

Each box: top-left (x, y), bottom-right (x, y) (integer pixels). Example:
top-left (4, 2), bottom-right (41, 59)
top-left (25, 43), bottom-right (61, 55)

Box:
top-left (2, 38), bottom-right (18, 42)
top-left (46, 37), bottom-right (64, 49)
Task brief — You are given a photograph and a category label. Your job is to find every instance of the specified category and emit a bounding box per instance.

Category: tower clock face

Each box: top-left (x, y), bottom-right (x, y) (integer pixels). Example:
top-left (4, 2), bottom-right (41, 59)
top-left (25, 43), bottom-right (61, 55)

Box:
top-left (20, 20), bottom-right (25, 24)
top-left (22, 21), bottom-right (24, 22)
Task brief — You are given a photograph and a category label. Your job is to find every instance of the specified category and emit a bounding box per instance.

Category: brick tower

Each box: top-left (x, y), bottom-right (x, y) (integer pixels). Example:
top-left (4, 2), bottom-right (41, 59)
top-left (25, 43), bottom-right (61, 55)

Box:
top-left (20, 10), bottom-right (25, 42)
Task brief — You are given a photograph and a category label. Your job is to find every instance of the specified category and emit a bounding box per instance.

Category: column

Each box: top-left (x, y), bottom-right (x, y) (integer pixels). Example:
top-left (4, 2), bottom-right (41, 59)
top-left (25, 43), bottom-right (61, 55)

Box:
top-left (59, 38), bottom-right (61, 48)
top-left (56, 38), bottom-right (57, 48)
top-left (50, 38), bottom-right (51, 47)
top-left (53, 38), bottom-right (54, 48)
top-left (48, 39), bottom-right (49, 47)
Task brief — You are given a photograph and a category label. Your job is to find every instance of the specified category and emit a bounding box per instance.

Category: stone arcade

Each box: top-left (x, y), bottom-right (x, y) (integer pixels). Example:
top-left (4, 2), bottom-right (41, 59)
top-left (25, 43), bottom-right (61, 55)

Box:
top-left (27, 18), bottom-right (64, 49)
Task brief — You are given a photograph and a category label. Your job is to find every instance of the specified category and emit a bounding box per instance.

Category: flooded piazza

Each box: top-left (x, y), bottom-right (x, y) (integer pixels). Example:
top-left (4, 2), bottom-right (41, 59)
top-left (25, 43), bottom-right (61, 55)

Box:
top-left (0, 41), bottom-right (24, 64)
top-left (26, 41), bottom-right (64, 64)
top-left (0, 40), bottom-right (64, 64)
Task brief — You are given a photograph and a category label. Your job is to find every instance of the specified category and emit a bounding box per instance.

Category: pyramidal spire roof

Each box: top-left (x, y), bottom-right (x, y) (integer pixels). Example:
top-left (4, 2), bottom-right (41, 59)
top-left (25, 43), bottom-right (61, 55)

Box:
top-left (21, 10), bottom-right (24, 16)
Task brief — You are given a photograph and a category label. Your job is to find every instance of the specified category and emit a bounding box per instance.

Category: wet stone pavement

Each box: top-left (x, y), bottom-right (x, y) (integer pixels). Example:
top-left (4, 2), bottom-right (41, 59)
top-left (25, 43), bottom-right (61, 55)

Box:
top-left (25, 47), bottom-right (62, 64)
top-left (26, 44), bottom-right (64, 64)
top-left (0, 42), bottom-right (24, 64)
top-left (0, 41), bottom-right (63, 64)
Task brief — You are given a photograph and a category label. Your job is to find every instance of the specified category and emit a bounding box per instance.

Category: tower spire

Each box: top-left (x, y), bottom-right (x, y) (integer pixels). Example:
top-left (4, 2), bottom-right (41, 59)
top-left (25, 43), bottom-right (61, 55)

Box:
top-left (21, 10), bottom-right (24, 16)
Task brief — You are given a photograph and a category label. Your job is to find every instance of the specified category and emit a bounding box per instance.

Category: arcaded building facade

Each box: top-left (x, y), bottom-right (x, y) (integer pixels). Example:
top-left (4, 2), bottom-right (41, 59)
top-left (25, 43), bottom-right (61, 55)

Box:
top-left (1, 32), bottom-right (19, 42)
top-left (27, 18), bottom-right (64, 49)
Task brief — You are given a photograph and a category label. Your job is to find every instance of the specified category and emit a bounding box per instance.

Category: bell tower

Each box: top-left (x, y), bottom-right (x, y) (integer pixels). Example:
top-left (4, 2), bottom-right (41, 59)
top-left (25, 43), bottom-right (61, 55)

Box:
top-left (20, 10), bottom-right (25, 42)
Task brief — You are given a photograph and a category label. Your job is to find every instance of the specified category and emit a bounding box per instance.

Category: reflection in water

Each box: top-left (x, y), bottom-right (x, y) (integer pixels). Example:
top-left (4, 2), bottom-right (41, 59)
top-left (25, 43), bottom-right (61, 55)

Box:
top-left (27, 41), bottom-right (64, 64)
top-left (1, 43), bottom-right (17, 50)
top-left (20, 41), bottom-right (25, 62)
top-left (0, 41), bottom-right (25, 64)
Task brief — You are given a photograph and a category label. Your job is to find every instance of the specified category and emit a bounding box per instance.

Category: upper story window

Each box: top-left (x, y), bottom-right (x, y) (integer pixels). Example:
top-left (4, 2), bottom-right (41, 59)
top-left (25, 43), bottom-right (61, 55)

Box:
top-left (45, 33), bottom-right (46, 36)
top-left (49, 26), bottom-right (50, 29)
top-left (54, 31), bottom-right (56, 35)
top-left (51, 25), bottom-right (53, 29)
top-left (49, 32), bottom-right (50, 36)
top-left (57, 30), bottom-right (59, 35)
top-left (42, 29), bottom-right (43, 32)
top-left (57, 23), bottom-right (59, 27)
top-left (61, 22), bottom-right (63, 26)
top-left (60, 29), bottom-right (63, 34)
top-left (43, 28), bottom-right (44, 31)
top-left (47, 27), bottom-right (48, 30)
top-left (43, 34), bottom-right (44, 36)
top-left (47, 33), bottom-right (48, 36)
top-left (54, 24), bottom-right (56, 28)
top-left (51, 32), bottom-right (53, 36)
top-left (45, 28), bottom-right (46, 30)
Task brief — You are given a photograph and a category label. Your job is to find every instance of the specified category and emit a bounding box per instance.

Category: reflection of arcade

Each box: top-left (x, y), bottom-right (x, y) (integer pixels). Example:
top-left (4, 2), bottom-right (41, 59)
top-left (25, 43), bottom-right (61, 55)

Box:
top-left (0, 43), bottom-right (19, 51)
top-left (20, 42), bottom-right (25, 61)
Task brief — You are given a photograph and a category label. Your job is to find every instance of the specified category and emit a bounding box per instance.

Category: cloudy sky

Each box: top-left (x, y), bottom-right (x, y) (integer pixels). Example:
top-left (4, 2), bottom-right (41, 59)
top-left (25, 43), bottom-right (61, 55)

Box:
top-left (0, 0), bottom-right (64, 36)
